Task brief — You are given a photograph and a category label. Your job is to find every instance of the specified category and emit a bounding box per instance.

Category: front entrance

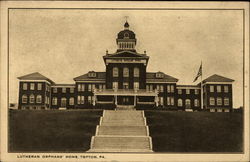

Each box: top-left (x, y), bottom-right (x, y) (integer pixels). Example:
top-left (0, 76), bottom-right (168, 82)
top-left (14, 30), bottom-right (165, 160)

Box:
top-left (117, 96), bottom-right (134, 105)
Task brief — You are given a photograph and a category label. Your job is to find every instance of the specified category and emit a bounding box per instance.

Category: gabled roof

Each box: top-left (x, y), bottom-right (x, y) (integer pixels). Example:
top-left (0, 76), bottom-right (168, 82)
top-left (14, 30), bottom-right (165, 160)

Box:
top-left (74, 72), bottom-right (106, 81)
top-left (146, 72), bottom-right (178, 82)
top-left (18, 72), bottom-right (54, 84)
top-left (104, 50), bottom-right (148, 58)
top-left (202, 74), bottom-right (234, 83)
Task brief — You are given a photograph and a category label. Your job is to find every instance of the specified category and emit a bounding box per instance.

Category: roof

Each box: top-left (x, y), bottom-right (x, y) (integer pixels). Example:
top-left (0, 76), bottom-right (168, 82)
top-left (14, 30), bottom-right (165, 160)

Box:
top-left (176, 85), bottom-right (200, 89)
top-left (74, 72), bottom-right (106, 81)
top-left (117, 29), bottom-right (136, 39)
top-left (51, 84), bottom-right (75, 87)
top-left (146, 72), bottom-right (178, 83)
top-left (104, 50), bottom-right (148, 58)
top-left (202, 74), bottom-right (234, 83)
top-left (177, 85), bottom-right (200, 88)
top-left (18, 72), bottom-right (54, 84)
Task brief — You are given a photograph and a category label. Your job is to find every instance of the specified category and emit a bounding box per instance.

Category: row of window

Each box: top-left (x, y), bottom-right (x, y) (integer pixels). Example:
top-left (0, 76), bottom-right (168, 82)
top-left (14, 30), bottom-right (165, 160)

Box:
top-left (21, 94), bottom-right (50, 104)
top-left (146, 85), bottom-right (175, 93)
top-left (209, 97), bottom-right (230, 106)
top-left (77, 84), bottom-right (105, 92)
top-left (112, 82), bottom-right (139, 90)
top-left (177, 99), bottom-right (200, 107)
top-left (158, 97), bottom-right (175, 106)
top-left (118, 42), bottom-right (135, 49)
top-left (207, 85), bottom-right (229, 93)
top-left (53, 87), bottom-right (74, 93)
top-left (177, 89), bottom-right (199, 95)
top-left (113, 67), bottom-right (139, 77)
top-left (52, 97), bottom-right (74, 106)
top-left (22, 83), bottom-right (50, 92)
top-left (77, 96), bottom-right (94, 104)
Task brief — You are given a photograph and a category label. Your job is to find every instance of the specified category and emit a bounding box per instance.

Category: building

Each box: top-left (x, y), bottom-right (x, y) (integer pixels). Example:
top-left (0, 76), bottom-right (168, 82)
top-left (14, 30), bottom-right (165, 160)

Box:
top-left (17, 21), bottom-right (234, 112)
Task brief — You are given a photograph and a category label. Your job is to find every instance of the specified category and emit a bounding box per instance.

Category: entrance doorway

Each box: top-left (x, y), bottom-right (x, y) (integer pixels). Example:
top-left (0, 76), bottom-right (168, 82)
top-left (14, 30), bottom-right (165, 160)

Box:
top-left (117, 96), bottom-right (134, 105)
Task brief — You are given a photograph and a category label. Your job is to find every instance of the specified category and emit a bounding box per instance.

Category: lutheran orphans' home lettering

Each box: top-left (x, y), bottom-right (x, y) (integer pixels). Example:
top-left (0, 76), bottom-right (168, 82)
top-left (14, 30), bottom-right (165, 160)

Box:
top-left (17, 21), bottom-right (234, 112)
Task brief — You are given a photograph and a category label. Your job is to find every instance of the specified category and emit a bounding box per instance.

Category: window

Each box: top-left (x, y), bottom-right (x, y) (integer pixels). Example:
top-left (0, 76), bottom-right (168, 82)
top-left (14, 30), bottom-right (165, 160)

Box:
top-left (171, 85), bottom-right (174, 93)
top-left (177, 99), bottom-right (183, 107)
top-left (210, 85), bottom-right (214, 92)
top-left (217, 97), bottom-right (222, 106)
top-left (88, 96), bottom-right (92, 103)
top-left (92, 84), bottom-right (95, 91)
top-left (195, 89), bottom-right (199, 94)
top-left (224, 86), bottom-right (229, 93)
top-left (224, 97), bottom-right (229, 106)
top-left (167, 85), bottom-right (171, 93)
top-left (194, 99), bottom-right (199, 107)
top-left (113, 67), bottom-right (119, 77)
top-left (78, 84), bottom-right (85, 92)
top-left (217, 85), bottom-right (221, 93)
top-left (52, 97), bottom-right (57, 105)
top-left (70, 87), bottom-right (74, 93)
top-left (69, 97), bottom-right (74, 105)
top-left (178, 89), bottom-right (182, 94)
top-left (156, 72), bottom-right (164, 78)
top-left (156, 85), bottom-right (160, 91)
top-left (103, 84), bottom-right (106, 90)
top-left (167, 97), bottom-right (170, 105)
top-left (62, 87), bottom-right (66, 93)
top-left (99, 84), bottom-right (103, 90)
top-left (123, 67), bottom-right (129, 77)
top-left (150, 85), bottom-right (153, 91)
top-left (22, 95), bottom-right (28, 103)
top-left (36, 95), bottom-right (42, 103)
top-left (186, 89), bottom-right (190, 94)
top-left (134, 82), bottom-right (139, 90)
top-left (37, 83), bottom-right (42, 90)
top-left (209, 97), bottom-right (215, 106)
top-left (134, 67), bottom-right (139, 77)
top-left (159, 97), bottom-right (163, 106)
top-left (77, 96), bottom-right (81, 104)
top-left (170, 97), bottom-right (174, 106)
top-left (53, 88), bottom-right (57, 93)
top-left (30, 94), bottom-right (35, 103)
top-left (30, 83), bottom-right (35, 90)
top-left (160, 85), bottom-right (164, 92)
top-left (146, 85), bottom-right (149, 91)
top-left (113, 82), bottom-right (118, 90)
top-left (123, 82), bottom-right (129, 89)
top-left (61, 98), bottom-right (67, 107)
top-left (23, 83), bottom-right (27, 90)
top-left (185, 99), bottom-right (191, 109)
top-left (81, 96), bottom-right (84, 104)
top-left (88, 84), bottom-right (92, 91)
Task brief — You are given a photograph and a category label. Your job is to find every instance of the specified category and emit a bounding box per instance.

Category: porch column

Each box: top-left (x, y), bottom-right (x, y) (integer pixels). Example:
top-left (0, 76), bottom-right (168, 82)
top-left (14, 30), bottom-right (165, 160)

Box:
top-left (93, 95), bottom-right (96, 106)
top-left (115, 95), bottom-right (118, 106)
top-left (155, 96), bottom-right (159, 107)
top-left (134, 95), bottom-right (136, 106)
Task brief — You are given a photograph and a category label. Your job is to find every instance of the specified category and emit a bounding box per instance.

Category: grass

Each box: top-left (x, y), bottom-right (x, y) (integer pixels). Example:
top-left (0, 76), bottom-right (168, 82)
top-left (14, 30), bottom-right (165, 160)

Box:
top-left (145, 111), bottom-right (243, 152)
top-left (9, 109), bottom-right (102, 152)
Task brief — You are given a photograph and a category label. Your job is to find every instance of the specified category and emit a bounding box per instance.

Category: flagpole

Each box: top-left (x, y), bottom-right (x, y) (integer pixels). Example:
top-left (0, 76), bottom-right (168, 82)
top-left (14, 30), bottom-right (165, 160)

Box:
top-left (200, 61), bottom-right (203, 110)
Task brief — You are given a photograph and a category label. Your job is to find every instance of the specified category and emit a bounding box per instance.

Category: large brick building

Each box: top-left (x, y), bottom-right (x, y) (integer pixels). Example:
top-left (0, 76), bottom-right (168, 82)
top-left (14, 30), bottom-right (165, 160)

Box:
top-left (17, 21), bottom-right (234, 112)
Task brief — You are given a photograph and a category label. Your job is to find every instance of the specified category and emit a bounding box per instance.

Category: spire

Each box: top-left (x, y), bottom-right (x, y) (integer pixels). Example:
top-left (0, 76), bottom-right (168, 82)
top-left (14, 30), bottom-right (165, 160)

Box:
top-left (124, 16), bottom-right (129, 29)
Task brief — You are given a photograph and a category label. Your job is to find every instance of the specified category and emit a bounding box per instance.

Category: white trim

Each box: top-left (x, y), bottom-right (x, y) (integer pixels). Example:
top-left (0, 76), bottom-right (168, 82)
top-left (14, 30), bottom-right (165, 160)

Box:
top-left (103, 110), bottom-right (106, 117)
top-left (146, 81), bottom-right (177, 84)
top-left (51, 85), bottom-right (75, 88)
top-left (143, 117), bottom-right (147, 126)
top-left (99, 117), bottom-right (103, 125)
top-left (142, 110), bottom-right (145, 117)
top-left (146, 126), bottom-right (149, 136)
top-left (90, 136), bottom-right (95, 149)
top-left (20, 80), bottom-right (51, 84)
top-left (149, 137), bottom-right (153, 151)
top-left (176, 87), bottom-right (200, 89)
top-left (204, 82), bottom-right (233, 85)
top-left (75, 81), bottom-right (105, 83)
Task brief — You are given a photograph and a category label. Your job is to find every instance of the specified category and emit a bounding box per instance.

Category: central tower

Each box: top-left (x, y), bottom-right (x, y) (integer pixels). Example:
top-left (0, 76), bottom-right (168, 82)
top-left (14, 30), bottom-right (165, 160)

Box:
top-left (116, 21), bottom-right (137, 52)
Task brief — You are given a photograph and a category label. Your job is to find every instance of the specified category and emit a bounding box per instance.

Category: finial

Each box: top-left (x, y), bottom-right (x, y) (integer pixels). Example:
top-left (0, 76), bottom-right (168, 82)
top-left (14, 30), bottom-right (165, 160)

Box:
top-left (144, 50), bottom-right (146, 54)
top-left (124, 16), bottom-right (129, 29)
top-left (106, 50), bottom-right (108, 54)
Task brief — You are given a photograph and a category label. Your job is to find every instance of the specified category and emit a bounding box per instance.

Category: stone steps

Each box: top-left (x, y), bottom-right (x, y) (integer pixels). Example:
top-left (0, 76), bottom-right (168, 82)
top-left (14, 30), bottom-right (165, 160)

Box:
top-left (96, 126), bottom-right (148, 136)
top-left (88, 110), bottom-right (153, 152)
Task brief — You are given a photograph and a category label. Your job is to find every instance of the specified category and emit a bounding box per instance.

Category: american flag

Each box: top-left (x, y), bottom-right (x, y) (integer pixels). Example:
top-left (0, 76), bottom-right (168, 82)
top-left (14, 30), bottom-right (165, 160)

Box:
top-left (193, 63), bottom-right (202, 82)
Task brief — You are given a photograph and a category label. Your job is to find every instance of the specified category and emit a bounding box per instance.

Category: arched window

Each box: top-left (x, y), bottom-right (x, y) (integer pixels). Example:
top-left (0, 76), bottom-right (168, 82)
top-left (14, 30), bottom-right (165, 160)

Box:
top-left (134, 67), bottom-right (139, 77)
top-left (194, 99), bottom-right (199, 107)
top-left (61, 98), bottom-right (67, 107)
top-left (69, 97), bottom-right (74, 105)
top-left (177, 99), bottom-right (183, 107)
top-left (29, 94), bottom-right (35, 103)
top-left (123, 67), bottom-right (129, 77)
top-left (22, 95), bottom-right (28, 103)
top-left (52, 97), bottom-right (57, 105)
top-left (36, 95), bottom-right (42, 103)
top-left (185, 99), bottom-right (191, 109)
top-left (113, 67), bottom-right (119, 77)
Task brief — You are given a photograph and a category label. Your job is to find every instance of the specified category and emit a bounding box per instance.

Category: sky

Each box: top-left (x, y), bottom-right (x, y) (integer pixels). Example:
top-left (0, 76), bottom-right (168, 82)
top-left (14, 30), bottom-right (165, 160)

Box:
top-left (9, 9), bottom-right (243, 108)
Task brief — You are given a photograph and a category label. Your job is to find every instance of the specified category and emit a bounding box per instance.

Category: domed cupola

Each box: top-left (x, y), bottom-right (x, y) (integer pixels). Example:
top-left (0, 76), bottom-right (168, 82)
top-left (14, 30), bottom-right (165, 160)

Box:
top-left (116, 21), bottom-right (137, 52)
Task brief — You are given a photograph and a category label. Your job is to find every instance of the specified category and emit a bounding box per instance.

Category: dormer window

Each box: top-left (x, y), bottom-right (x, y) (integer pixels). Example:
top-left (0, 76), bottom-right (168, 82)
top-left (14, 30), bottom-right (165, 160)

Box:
top-left (88, 71), bottom-right (96, 78)
top-left (156, 72), bottom-right (164, 78)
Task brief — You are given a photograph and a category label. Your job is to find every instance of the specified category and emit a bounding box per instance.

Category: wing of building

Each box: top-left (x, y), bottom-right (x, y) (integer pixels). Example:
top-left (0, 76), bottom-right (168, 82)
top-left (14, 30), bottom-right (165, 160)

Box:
top-left (17, 22), bottom-right (234, 112)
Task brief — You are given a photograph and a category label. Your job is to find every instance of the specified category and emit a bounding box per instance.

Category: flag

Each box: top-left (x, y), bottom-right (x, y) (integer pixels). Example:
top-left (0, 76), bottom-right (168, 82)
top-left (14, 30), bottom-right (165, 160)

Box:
top-left (193, 63), bottom-right (202, 82)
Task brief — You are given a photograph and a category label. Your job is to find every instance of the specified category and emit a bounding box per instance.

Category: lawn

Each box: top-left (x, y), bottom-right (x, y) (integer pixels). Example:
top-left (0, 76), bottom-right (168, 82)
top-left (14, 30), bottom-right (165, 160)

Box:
top-left (145, 111), bottom-right (243, 152)
top-left (9, 109), bottom-right (102, 152)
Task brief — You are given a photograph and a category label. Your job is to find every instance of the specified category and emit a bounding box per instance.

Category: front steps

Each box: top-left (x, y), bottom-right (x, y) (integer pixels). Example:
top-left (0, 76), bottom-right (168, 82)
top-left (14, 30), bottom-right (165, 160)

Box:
top-left (88, 110), bottom-right (153, 152)
top-left (116, 105), bottom-right (135, 110)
